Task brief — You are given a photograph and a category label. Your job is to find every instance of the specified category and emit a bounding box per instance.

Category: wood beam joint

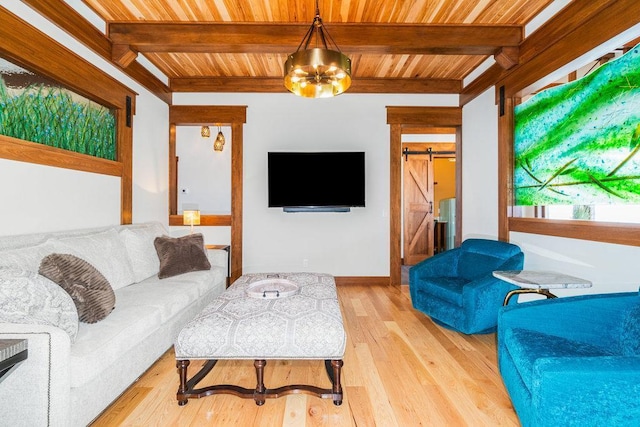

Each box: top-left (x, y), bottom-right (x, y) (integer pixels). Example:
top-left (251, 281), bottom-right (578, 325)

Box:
top-left (494, 46), bottom-right (519, 70)
top-left (112, 44), bottom-right (138, 68)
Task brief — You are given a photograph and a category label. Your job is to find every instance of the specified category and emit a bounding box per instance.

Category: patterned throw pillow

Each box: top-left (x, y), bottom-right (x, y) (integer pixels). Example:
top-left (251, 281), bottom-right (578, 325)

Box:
top-left (39, 253), bottom-right (115, 324)
top-left (154, 233), bottom-right (211, 279)
top-left (0, 267), bottom-right (79, 342)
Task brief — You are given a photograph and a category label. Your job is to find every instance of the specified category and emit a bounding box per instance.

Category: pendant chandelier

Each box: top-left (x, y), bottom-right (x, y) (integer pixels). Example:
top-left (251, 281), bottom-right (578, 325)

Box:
top-left (283, 0), bottom-right (351, 98)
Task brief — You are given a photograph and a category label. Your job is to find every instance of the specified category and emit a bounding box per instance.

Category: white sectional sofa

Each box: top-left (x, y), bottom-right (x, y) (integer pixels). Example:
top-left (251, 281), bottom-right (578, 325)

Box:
top-left (0, 222), bottom-right (227, 426)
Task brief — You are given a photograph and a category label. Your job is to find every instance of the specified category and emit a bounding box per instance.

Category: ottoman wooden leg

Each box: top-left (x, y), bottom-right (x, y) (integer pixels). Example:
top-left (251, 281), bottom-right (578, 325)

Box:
top-left (176, 360), bottom-right (190, 406)
top-left (331, 359), bottom-right (344, 406)
top-left (254, 359), bottom-right (267, 406)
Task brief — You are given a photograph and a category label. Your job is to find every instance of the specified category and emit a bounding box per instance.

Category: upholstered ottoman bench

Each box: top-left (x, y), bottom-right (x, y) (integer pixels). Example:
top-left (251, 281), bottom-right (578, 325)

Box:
top-left (174, 272), bottom-right (346, 406)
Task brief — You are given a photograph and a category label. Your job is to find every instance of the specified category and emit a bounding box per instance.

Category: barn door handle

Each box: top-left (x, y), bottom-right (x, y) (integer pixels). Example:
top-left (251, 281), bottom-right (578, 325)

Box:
top-left (429, 201), bottom-right (433, 214)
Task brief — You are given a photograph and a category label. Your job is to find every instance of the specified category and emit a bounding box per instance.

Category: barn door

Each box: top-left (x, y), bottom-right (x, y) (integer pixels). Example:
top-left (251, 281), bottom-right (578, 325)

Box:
top-left (403, 152), bottom-right (434, 265)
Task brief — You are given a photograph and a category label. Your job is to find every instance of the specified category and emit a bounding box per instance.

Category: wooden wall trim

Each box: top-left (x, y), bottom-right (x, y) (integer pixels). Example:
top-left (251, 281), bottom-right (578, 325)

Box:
top-left (231, 122), bottom-right (244, 283)
top-left (387, 107), bottom-right (463, 126)
top-left (454, 126), bottom-right (463, 247)
top-left (169, 215), bottom-right (232, 226)
top-left (0, 135), bottom-right (123, 176)
top-left (170, 105), bottom-right (247, 125)
top-left (169, 124), bottom-right (177, 215)
top-left (335, 277), bottom-right (391, 286)
top-left (510, 218), bottom-right (640, 247)
top-left (21, 0), bottom-right (171, 104)
top-left (117, 107), bottom-right (133, 224)
top-left (497, 96), bottom-right (514, 242)
top-left (389, 123), bottom-right (402, 287)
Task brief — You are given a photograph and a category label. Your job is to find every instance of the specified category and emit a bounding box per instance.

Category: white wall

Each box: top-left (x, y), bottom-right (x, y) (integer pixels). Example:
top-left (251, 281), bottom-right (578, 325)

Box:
top-left (173, 92), bottom-right (458, 276)
top-left (462, 87), bottom-right (640, 296)
top-left (176, 125), bottom-right (232, 214)
top-left (0, 1), bottom-right (169, 235)
top-left (461, 88), bottom-right (499, 239)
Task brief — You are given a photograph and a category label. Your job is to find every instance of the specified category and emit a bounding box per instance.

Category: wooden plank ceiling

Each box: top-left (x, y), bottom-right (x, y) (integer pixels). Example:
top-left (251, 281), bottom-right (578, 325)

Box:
top-left (82, 0), bottom-right (559, 93)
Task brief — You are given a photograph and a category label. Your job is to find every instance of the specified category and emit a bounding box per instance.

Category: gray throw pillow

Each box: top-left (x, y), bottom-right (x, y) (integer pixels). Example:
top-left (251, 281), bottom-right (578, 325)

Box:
top-left (39, 253), bottom-right (115, 324)
top-left (154, 233), bottom-right (211, 279)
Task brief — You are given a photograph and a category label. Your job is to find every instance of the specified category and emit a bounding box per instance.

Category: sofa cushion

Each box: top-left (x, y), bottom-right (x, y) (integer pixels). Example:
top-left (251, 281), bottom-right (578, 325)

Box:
top-left (39, 254), bottom-right (115, 324)
top-left (119, 223), bottom-right (166, 283)
top-left (419, 276), bottom-right (466, 306)
top-left (118, 267), bottom-right (225, 322)
top-left (0, 267), bottom-right (78, 342)
top-left (154, 233), bottom-right (211, 279)
top-left (503, 328), bottom-right (614, 389)
top-left (51, 228), bottom-right (135, 290)
top-left (69, 266), bottom-right (224, 389)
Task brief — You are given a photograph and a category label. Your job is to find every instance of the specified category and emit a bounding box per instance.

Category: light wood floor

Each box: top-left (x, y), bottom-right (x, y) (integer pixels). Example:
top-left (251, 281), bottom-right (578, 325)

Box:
top-left (91, 285), bottom-right (519, 426)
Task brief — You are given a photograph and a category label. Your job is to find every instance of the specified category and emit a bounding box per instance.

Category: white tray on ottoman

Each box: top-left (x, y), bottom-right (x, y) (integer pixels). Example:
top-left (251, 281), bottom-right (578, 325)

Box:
top-left (174, 272), bottom-right (346, 406)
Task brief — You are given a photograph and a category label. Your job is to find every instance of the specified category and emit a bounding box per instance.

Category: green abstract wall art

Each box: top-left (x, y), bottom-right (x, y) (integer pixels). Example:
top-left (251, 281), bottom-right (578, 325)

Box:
top-left (514, 44), bottom-right (640, 206)
top-left (0, 58), bottom-right (116, 160)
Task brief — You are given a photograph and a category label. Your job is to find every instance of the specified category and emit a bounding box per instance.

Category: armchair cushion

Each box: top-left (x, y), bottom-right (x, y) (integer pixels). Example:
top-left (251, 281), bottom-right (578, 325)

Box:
top-left (409, 238), bottom-right (524, 334)
top-left (458, 252), bottom-right (505, 281)
top-left (422, 276), bottom-right (466, 306)
top-left (504, 328), bottom-right (613, 388)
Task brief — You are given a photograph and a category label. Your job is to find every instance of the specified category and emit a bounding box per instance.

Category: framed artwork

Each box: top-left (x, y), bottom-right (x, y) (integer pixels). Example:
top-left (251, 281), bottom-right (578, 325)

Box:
top-left (514, 44), bottom-right (640, 211)
top-left (0, 57), bottom-right (116, 160)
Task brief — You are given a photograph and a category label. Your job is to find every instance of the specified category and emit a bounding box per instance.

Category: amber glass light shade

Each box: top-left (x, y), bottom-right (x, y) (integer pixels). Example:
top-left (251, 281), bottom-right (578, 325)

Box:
top-left (213, 127), bottom-right (225, 151)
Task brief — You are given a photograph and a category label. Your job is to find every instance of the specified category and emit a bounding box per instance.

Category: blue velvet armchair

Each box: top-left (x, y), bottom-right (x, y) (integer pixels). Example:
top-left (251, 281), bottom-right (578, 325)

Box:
top-left (498, 292), bottom-right (640, 426)
top-left (409, 238), bottom-right (524, 334)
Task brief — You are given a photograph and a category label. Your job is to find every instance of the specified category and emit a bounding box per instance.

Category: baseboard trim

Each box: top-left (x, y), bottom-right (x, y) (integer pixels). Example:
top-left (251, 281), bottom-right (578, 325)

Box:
top-left (335, 276), bottom-right (390, 286)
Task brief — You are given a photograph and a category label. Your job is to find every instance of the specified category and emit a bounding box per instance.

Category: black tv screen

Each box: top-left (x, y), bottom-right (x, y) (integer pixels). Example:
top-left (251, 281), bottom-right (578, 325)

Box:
top-left (268, 152), bottom-right (365, 211)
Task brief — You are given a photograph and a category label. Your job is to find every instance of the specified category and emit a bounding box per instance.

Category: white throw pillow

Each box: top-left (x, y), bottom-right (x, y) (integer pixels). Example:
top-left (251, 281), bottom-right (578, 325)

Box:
top-left (0, 267), bottom-right (79, 342)
top-left (119, 223), bottom-right (166, 282)
top-left (51, 228), bottom-right (135, 290)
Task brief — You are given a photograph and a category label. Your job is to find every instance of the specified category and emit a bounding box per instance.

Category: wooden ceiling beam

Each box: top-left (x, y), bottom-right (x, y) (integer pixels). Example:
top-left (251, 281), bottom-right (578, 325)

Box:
top-left (109, 23), bottom-right (522, 55)
top-left (461, 0), bottom-right (633, 105)
top-left (500, 0), bottom-right (640, 97)
top-left (170, 76), bottom-right (461, 94)
top-left (21, 0), bottom-right (172, 104)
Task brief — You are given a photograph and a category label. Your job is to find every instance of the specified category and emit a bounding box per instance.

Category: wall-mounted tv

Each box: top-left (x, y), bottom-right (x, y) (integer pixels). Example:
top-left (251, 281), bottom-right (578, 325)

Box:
top-left (268, 152), bottom-right (365, 212)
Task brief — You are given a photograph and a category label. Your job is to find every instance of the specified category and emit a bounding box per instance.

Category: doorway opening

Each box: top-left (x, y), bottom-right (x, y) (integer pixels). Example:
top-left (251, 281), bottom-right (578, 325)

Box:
top-left (402, 141), bottom-right (456, 268)
top-left (387, 106), bottom-right (462, 286)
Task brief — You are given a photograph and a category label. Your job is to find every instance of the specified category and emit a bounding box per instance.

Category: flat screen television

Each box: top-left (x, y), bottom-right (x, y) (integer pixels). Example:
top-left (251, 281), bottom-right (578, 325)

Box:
top-left (268, 152), bottom-right (365, 212)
